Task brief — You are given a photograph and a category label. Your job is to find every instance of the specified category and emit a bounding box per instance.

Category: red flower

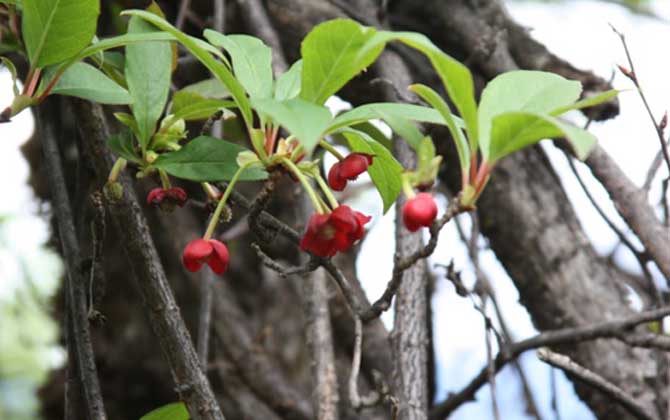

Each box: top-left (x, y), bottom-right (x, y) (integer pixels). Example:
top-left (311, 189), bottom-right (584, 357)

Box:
top-left (300, 205), bottom-right (372, 257)
top-left (147, 187), bottom-right (188, 208)
top-left (328, 153), bottom-right (374, 191)
top-left (402, 193), bottom-right (438, 232)
top-left (182, 238), bottom-right (230, 274)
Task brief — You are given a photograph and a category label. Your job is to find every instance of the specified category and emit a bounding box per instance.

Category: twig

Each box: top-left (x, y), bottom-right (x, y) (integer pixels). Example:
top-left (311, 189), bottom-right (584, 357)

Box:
top-left (175, 0), bottom-right (191, 30)
top-left (349, 317), bottom-right (381, 409)
top-left (429, 306), bottom-right (670, 419)
top-left (550, 368), bottom-right (561, 420)
top-left (36, 104), bottom-right (108, 420)
top-left (611, 25), bottom-right (670, 178)
top-left (72, 99), bottom-right (225, 420)
top-left (197, 270), bottom-right (215, 369)
top-left (483, 300), bottom-right (500, 420)
top-left (537, 348), bottom-right (657, 420)
top-left (360, 197), bottom-right (466, 321)
top-left (643, 136), bottom-right (670, 193)
top-left (564, 150), bottom-right (660, 301)
top-left (214, 0), bottom-right (225, 33)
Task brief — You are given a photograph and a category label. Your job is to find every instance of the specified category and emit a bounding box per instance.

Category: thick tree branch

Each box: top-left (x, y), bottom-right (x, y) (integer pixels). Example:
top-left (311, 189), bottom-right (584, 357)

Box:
top-left (72, 99), bottom-right (225, 420)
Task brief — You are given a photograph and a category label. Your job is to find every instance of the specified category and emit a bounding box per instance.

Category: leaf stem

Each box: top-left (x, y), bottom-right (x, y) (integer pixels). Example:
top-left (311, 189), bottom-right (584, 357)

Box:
top-left (158, 169), bottom-right (172, 189)
top-left (107, 158), bottom-right (127, 183)
top-left (319, 140), bottom-right (345, 160)
top-left (281, 157), bottom-right (325, 214)
top-left (204, 163), bottom-right (251, 240)
top-left (314, 172), bottom-right (339, 210)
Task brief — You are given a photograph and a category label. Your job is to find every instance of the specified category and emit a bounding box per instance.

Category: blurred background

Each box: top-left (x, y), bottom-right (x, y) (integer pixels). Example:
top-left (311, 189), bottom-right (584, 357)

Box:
top-left (1, 0), bottom-right (668, 419)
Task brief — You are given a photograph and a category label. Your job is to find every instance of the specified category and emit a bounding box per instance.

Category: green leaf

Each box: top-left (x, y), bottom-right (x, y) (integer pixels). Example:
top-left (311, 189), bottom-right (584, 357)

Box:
top-left (409, 83), bottom-right (470, 175)
top-left (22, 0), bottom-right (100, 67)
top-left (551, 89), bottom-right (621, 116)
top-left (300, 19), bottom-right (384, 105)
top-left (275, 60), bottom-right (303, 101)
top-left (139, 402), bottom-right (189, 420)
top-left (114, 112), bottom-right (141, 140)
top-left (125, 12), bottom-right (173, 151)
top-left (122, 10), bottom-right (253, 129)
top-left (250, 97), bottom-right (332, 154)
top-left (48, 62), bottom-right (131, 104)
top-left (488, 111), bottom-right (596, 162)
top-left (169, 92), bottom-right (235, 121)
top-left (153, 136), bottom-right (268, 182)
top-left (342, 129), bottom-right (403, 213)
top-left (383, 32), bottom-right (479, 153)
top-left (478, 70), bottom-right (582, 159)
top-left (327, 103), bottom-right (448, 134)
top-left (204, 31), bottom-right (273, 99)
top-left (349, 121), bottom-right (392, 151)
top-left (181, 78), bottom-right (230, 99)
top-left (107, 129), bottom-right (141, 163)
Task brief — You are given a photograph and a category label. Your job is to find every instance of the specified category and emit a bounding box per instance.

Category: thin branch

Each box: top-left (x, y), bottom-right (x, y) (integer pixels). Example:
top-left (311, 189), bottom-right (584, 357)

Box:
top-left (349, 317), bottom-right (381, 409)
top-left (360, 197), bottom-right (467, 322)
top-left (36, 104), bottom-right (107, 420)
top-left (429, 306), bottom-right (670, 419)
top-left (175, 0), bottom-right (191, 30)
top-left (537, 348), bottom-right (658, 420)
top-left (643, 135), bottom-right (670, 193)
top-left (611, 25), bottom-right (670, 178)
top-left (197, 270), bottom-right (215, 369)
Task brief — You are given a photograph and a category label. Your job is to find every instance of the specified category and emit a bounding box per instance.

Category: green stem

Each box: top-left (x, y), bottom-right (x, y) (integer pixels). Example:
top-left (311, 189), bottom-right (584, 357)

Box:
top-left (203, 163), bottom-right (250, 240)
top-left (107, 158), bottom-right (127, 183)
top-left (201, 182), bottom-right (219, 201)
top-left (281, 157), bottom-right (325, 214)
top-left (402, 173), bottom-right (416, 199)
top-left (314, 172), bottom-right (339, 210)
top-left (158, 169), bottom-right (171, 190)
top-left (319, 140), bottom-right (345, 160)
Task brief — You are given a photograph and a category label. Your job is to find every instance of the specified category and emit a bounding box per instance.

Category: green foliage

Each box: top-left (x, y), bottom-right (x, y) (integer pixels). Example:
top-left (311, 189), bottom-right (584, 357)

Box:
top-left (107, 129), bottom-right (141, 163)
top-left (122, 9), bottom-right (253, 128)
top-left (204, 31), bottom-right (274, 99)
top-left (48, 62), bottom-right (131, 104)
top-left (343, 130), bottom-right (403, 212)
top-left (139, 402), bottom-right (189, 420)
top-left (275, 60), bottom-right (303, 101)
top-left (250, 97), bottom-right (333, 153)
top-left (153, 136), bottom-right (268, 182)
top-left (125, 12), bottom-right (173, 151)
top-left (300, 19), bottom-right (384, 105)
top-left (180, 78), bottom-right (230, 99)
top-left (22, 0), bottom-right (99, 67)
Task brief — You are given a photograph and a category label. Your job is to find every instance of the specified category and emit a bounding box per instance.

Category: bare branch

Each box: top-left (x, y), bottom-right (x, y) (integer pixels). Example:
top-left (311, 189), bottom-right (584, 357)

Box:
top-left (430, 306), bottom-right (670, 419)
top-left (36, 103), bottom-right (107, 420)
top-left (538, 348), bottom-right (658, 420)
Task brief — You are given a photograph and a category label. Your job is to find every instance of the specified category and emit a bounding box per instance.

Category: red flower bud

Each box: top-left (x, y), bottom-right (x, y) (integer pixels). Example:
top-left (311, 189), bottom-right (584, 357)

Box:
top-left (300, 205), bottom-right (372, 257)
top-left (147, 187), bottom-right (188, 209)
top-left (182, 238), bottom-right (230, 274)
top-left (328, 153), bottom-right (374, 191)
top-left (402, 193), bottom-right (438, 232)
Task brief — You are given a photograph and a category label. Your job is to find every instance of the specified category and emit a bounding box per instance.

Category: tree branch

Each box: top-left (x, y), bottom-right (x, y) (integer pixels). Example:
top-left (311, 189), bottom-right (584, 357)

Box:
top-left (36, 103), bottom-right (107, 420)
top-left (537, 348), bottom-right (658, 420)
top-left (72, 99), bottom-right (225, 420)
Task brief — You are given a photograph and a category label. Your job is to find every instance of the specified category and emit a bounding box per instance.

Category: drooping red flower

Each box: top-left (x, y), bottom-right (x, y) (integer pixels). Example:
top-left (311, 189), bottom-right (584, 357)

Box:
top-left (328, 153), bottom-right (374, 191)
top-left (300, 205), bottom-right (372, 257)
top-left (402, 193), bottom-right (438, 232)
top-left (182, 238), bottom-right (230, 274)
top-left (147, 187), bottom-right (188, 208)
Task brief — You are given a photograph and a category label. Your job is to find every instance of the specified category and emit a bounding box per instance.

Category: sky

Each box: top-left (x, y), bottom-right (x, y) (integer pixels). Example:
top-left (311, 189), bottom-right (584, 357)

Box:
top-left (1, 1), bottom-right (669, 419)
